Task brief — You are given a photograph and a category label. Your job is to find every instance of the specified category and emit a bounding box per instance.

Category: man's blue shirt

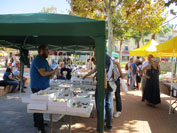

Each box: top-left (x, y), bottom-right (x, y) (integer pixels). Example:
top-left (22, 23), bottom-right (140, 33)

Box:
top-left (3, 72), bottom-right (11, 81)
top-left (131, 62), bottom-right (137, 75)
top-left (30, 55), bottom-right (50, 90)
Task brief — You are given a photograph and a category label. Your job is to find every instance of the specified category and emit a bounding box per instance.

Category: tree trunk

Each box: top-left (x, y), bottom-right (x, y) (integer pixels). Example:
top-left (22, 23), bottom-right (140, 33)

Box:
top-left (119, 40), bottom-right (123, 63)
top-left (137, 40), bottom-right (140, 48)
top-left (151, 33), bottom-right (156, 40)
top-left (141, 31), bottom-right (145, 45)
top-left (107, 0), bottom-right (113, 56)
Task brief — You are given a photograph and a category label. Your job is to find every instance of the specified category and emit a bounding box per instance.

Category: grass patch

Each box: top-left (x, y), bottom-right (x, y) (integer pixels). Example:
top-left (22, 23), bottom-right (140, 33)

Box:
top-left (120, 62), bottom-right (127, 69)
top-left (160, 71), bottom-right (167, 74)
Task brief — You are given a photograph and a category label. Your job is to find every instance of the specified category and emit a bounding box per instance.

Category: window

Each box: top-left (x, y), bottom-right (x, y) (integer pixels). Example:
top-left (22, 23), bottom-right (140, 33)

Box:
top-left (124, 45), bottom-right (128, 51)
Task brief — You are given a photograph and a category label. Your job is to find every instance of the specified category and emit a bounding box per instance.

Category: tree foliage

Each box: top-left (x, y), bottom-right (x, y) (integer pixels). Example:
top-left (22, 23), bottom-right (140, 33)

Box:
top-left (121, 0), bottom-right (167, 45)
top-left (41, 6), bottom-right (57, 13)
top-left (67, 0), bottom-right (122, 19)
top-left (159, 24), bottom-right (173, 36)
top-left (165, 0), bottom-right (177, 6)
top-left (67, 0), bottom-right (105, 20)
top-left (112, 10), bottom-right (132, 41)
top-left (67, 0), bottom-right (123, 56)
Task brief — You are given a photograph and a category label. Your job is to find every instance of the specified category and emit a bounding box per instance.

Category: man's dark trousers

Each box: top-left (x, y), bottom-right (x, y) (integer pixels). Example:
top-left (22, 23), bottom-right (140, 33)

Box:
top-left (31, 88), bottom-right (44, 131)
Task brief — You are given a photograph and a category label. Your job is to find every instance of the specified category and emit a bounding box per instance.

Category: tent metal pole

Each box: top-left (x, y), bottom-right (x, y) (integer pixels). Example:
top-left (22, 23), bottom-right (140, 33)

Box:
top-left (169, 48), bottom-right (175, 115)
top-left (95, 37), bottom-right (105, 133)
top-left (19, 36), bottom-right (28, 98)
top-left (19, 59), bottom-right (24, 98)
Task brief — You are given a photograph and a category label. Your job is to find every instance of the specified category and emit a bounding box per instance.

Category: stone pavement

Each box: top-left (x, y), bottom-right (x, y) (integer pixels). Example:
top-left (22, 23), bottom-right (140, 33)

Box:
top-left (61, 90), bottom-right (177, 133)
top-left (0, 68), bottom-right (177, 133)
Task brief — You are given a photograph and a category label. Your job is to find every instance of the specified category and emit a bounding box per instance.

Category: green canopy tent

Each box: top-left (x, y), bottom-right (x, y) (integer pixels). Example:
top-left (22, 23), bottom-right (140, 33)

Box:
top-left (0, 13), bottom-right (106, 132)
top-left (112, 52), bottom-right (120, 58)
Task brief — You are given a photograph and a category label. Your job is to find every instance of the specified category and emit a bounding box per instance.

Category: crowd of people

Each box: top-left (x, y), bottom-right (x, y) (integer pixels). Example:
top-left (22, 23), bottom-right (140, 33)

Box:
top-left (0, 44), bottom-right (162, 132)
top-left (29, 45), bottom-right (124, 132)
top-left (125, 55), bottom-right (161, 107)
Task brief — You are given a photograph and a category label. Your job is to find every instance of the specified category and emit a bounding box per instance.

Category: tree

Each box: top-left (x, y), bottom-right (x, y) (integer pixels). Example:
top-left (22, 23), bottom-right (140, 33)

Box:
top-left (165, 0), bottom-right (177, 6)
top-left (67, 0), bottom-right (122, 55)
top-left (158, 24), bottom-right (173, 37)
top-left (130, 31), bottom-right (142, 48)
top-left (121, 0), bottom-right (167, 45)
top-left (130, 30), bottom-right (149, 48)
top-left (112, 10), bottom-right (132, 61)
top-left (41, 6), bottom-right (57, 13)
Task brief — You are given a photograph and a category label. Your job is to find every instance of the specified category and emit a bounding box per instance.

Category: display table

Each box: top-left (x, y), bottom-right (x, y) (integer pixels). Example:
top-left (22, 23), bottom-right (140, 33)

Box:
top-left (160, 80), bottom-right (177, 113)
top-left (22, 78), bottom-right (96, 133)
top-left (28, 104), bottom-right (93, 133)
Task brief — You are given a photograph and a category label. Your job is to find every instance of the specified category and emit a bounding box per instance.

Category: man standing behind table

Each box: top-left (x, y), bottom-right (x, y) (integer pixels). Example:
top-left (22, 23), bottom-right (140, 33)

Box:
top-left (30, 44), bottom-right (59, 133)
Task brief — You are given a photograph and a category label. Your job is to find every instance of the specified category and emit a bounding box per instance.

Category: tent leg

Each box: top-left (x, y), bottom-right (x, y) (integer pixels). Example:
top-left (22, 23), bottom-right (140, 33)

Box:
top-left (19, 55), bottom-right (24, 98)
top-left (95, 37), bottom-right (106, 133)
top-left (169, 48), bottom-right (175, 115)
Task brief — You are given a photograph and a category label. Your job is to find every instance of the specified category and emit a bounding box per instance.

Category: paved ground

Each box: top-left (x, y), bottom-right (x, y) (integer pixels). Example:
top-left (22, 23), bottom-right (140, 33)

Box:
top-left (0, 68), bottom-right (177, 133)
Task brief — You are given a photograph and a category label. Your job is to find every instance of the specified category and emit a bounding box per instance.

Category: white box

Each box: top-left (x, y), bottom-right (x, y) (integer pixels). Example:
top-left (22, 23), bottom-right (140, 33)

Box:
top-left (74, 93), bottom-right (92, 102)
top-left (22, 95), bottom-right (47, 104)
top-left (27, 103), bottom-right (47, 111)
top-left (48, 101), bottom-right (67, 112)
top-left (30, 91), bottom-right (55, 102)
top-left (173, 89), bottom-right (177, 97)
top-left (67, 99), bottom-right (92, 115)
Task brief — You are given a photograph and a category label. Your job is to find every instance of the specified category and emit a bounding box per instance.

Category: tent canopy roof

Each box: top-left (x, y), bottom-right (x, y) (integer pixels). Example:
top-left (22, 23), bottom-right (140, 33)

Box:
top-left (129, 39), bottom-right (158, 56)
top-left (130, 38), bottom-right (177, 57)
top-left (0, 13), bottom-right (106, 131)
top-left (0, 13), bottom-right (105, 51)
top-left (156, 36), bottom-right (177, 53)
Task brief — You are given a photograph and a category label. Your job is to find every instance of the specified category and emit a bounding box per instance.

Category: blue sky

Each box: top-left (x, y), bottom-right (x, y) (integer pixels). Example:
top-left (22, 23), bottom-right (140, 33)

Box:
top-left (0, 0), bottom-right (70, 14)
top-left (0, 0), bottom-right (176, 24)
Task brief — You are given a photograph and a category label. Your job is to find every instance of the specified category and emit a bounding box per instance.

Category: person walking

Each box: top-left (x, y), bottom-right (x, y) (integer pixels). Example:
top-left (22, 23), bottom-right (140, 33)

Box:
top-left (141, 55), bottom-right (154, 101)
top-left (130, 59), bottom-right (138, 89)
top-left (143, 57), bottom-right (161, 107)
top-left (84, 53), bottom-right (113, 131)
top-left (113, 58), bottom-right (123, 118)
top-left (136, 59), bottom-right (142, 90)
top-left (126, 57), bottom-right (133, 86)
top-left (30, 44), bottom-right (59, 133)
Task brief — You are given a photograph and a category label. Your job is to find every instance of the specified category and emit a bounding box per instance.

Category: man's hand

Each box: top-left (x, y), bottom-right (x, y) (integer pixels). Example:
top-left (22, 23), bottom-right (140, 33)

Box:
top-left (121, 74), bottom-right (124, 79)
top-left (54, 68), bottom-right (59, 73)
top-left (49, 74), bottom-right (54, 79)
top-left (93, 76), bottom-right (96, 81)
top-left (82, 75), bottom-right (87, 80)
top-left (145, 75), bottom-right (150, 79)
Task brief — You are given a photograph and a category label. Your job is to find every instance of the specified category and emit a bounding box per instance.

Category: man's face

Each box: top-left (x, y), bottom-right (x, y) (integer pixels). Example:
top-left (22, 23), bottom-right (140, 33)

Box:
top-left (135, 60), bottom-right (139, 64)
top-left (130, 59), bottom-right (133, 63)
top-left (142, 58), bottom-right (145, 62)
top-left (93, 61), bottom-right (96, 65)
top-left (148, 55), bottom-right (153, 62)
top-left (41, 46), bottom-right (49, 58)
top-left (68, 59), bottom-right (71, 64)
